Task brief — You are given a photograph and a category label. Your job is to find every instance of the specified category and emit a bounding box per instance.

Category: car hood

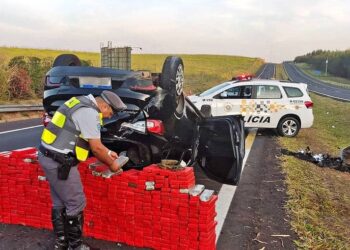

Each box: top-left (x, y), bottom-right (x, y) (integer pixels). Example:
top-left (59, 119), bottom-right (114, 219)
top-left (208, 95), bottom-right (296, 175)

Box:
top-left (187, 95), bottom-right (201, 103)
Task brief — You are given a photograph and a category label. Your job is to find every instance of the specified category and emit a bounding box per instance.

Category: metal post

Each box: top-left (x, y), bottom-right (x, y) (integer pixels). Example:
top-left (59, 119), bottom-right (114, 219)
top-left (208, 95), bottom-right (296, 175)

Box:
top-left (325, 58), bottom-right (328, 76)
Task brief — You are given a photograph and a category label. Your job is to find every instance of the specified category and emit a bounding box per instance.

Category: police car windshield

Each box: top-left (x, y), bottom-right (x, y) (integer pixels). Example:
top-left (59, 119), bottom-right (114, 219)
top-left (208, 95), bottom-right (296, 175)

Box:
top-left (199, 82), bottom-right (231, 97)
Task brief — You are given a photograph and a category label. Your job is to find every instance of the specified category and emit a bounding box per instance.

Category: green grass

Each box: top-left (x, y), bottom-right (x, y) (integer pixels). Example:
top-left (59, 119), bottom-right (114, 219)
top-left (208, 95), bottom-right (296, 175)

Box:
top-left (296, 63), bottom-right (350, 89)
top-left (275, 64), bottom-right (289, 81)
top-left (0, 46), bottom-right (101, 66)
top-left (277, 64), bottom-right (350, 249)
top-left (132, 54), bottom-right (263, 94)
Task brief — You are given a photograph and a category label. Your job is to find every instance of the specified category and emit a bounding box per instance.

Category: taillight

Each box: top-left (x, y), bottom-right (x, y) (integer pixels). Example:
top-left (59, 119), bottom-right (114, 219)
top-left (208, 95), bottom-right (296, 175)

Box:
top-left (121, 119), bottom-right (165, 135)
top-left (305, 101), bottom-right (313, 109)
top-left (45, 76), bottom-right (61, 88)
top-left (146, 119), bottom-right (165, 135)
top-left (42, 112), bottom-right (51, 127)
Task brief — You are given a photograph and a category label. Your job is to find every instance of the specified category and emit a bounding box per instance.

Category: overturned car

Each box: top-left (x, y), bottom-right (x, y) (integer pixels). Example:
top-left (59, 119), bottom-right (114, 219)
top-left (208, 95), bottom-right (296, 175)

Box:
top-left (43, 54), bottom-right (245, 184)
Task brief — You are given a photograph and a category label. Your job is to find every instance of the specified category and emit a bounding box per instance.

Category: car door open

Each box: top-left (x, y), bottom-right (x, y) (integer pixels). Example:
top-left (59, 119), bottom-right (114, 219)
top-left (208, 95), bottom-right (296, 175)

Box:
top-left (191, 116), bottom-right (245, 185)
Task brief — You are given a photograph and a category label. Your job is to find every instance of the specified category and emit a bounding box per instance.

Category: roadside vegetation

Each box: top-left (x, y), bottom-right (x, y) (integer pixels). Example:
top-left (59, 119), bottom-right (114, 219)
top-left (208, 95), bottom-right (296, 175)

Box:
top-left (277, 63), bottom-right (350, 249)
top-left (295, 49), bottom-right (350, 80)
top-left (275, 64), bottom-right (289, 80)
top-left (295, 62), bottom-right (350, 89)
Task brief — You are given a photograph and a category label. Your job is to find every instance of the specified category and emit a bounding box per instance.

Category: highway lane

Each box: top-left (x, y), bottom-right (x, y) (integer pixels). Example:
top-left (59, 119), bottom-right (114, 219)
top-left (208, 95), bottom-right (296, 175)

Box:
top-left (257, 63), bottom-right (275, 79)
top-left (283, 62), bottom-right (350, 101)
top-left (0, 118), bottom-right (42, 151)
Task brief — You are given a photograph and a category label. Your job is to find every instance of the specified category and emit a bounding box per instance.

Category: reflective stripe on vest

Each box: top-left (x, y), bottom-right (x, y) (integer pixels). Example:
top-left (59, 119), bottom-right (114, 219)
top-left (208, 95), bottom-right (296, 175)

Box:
top-left (41, 96), bottom-right (101, 161)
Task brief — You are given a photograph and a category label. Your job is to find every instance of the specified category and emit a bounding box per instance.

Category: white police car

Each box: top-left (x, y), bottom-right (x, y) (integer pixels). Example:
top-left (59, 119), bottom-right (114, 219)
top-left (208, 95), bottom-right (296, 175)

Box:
top-left (188, 79), bottom-right (314, 137)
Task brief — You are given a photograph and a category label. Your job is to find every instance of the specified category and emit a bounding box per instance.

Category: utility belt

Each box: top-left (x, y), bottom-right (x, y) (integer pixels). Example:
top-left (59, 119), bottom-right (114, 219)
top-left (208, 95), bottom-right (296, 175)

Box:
top-left (39, 145), bottom-right (79, 180)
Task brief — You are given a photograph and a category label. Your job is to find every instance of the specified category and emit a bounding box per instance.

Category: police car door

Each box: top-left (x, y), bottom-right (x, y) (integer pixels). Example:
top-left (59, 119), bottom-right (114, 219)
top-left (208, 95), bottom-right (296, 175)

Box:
top-left (212, 85), bottom-right (244, 116)
top-left (245, 84), bottom-right (283, 128)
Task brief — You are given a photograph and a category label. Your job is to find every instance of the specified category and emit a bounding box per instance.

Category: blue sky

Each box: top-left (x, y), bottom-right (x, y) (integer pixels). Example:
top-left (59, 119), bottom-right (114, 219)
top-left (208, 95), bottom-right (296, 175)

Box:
top-left (0, 0), bottom-right (349, 62)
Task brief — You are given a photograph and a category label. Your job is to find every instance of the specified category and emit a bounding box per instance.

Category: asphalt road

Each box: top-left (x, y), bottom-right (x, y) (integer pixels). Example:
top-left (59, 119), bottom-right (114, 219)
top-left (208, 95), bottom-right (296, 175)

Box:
top-left (283, 62), bottom-right (350, 101)
top-left (0, 118), bottom-right (42, 151)
top-left (257, 63), bottom-right (275, 79)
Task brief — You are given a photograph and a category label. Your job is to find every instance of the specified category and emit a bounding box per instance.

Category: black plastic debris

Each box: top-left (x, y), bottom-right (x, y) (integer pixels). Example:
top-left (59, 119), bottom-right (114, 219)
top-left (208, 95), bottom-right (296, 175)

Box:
top-left (281, 146), bottom-right (350, 172)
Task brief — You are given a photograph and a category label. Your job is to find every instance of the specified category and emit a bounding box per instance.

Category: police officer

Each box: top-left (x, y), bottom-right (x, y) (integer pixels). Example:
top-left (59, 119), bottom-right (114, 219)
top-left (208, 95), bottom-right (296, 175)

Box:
top-left (38, 90), bottom-right (127, 250)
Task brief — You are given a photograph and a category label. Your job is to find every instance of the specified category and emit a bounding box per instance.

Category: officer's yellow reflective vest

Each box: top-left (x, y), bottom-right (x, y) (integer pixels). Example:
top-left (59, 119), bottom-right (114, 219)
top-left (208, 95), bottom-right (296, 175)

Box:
top-left (41, 96), bottom-right (103, 161)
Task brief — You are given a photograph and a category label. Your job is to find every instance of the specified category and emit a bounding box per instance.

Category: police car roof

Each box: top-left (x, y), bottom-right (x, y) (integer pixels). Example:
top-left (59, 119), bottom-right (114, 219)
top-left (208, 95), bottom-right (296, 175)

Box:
top-left (232, 78), bottom-right (305, 87)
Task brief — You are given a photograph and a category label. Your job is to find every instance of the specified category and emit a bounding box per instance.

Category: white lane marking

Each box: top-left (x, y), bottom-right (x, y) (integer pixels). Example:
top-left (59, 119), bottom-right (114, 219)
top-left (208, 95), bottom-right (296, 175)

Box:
top-left (0, 125), bottom-right (43, 135)
top-left (215, 128), bottom-right (258, 243)
top-left (257, 65), bottom-right (267, 79)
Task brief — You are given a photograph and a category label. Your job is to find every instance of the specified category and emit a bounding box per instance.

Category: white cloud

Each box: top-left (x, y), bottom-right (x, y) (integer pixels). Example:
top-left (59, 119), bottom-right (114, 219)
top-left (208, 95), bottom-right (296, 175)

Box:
top-left (0, 0), bottom-right (349, 62)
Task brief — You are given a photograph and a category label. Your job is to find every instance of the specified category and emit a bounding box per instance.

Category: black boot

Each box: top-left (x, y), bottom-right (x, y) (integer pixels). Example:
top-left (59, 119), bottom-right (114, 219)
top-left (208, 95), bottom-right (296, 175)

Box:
top-left (51, 208), bottom-right (69, 250)
top-left (65, 212), bottom-right (99, 250)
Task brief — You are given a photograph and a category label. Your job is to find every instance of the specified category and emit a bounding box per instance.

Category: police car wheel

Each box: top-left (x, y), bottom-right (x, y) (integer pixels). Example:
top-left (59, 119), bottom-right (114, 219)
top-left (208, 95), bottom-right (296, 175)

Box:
top-left (277, 117), bottom-right (300, 137)
top-left (53, 54), bottom-right (81, 67)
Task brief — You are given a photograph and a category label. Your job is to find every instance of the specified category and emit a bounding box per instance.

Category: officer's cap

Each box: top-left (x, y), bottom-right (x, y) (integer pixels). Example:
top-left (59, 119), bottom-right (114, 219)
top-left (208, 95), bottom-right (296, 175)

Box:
top-left (100, 90), bottom-right (127, 112)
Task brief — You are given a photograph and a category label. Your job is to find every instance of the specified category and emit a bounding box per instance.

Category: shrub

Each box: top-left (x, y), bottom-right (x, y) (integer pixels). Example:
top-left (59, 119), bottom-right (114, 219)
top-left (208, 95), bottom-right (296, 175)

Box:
top-left (0, 65), bottom-right (10, 101)
top-left (7, 66), bottom-right (33, 99)
top-left (8, 56), bottom-right (28, 70)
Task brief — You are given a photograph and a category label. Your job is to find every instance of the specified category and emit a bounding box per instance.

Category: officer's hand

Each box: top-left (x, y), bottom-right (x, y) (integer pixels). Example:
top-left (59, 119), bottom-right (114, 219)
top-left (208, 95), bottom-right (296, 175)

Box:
top-left (110, 159), bottom-right (122, 173)
top-left (107, 150), bottom-right (118, 160)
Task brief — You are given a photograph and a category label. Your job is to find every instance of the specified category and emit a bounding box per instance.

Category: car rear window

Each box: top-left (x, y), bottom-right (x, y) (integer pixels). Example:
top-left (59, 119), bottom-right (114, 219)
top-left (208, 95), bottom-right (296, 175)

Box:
top-left (283, 87), bottom-right (303, 98)
top-left (256, 85), bottom-right (282, 99)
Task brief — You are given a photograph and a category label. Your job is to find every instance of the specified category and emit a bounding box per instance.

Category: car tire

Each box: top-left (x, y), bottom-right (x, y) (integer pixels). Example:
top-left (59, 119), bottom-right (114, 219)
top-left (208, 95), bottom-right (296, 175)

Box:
top-left (160, 56), bottom-right (185, 119)
top-left (53, 54), bottom-right (81, 67)
top-left (277, 116), bottom-right (300, 137)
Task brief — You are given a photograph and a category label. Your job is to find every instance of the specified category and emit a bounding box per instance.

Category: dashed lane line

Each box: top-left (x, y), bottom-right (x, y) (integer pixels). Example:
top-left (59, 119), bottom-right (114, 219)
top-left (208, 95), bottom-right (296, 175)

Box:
top-left (215, 128), bottom-right (258, 243)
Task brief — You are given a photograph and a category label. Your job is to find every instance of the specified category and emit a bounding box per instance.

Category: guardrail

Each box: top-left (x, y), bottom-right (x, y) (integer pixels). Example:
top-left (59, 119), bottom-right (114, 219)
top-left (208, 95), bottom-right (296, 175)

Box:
top-left (0, 105), bottom-right (43, 113)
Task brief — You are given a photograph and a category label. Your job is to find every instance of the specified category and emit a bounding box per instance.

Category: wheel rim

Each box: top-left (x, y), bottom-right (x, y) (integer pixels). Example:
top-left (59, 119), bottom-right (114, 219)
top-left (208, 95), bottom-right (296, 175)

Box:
top-left (282, 119), bottom-right (297, 136)
top-left (175, 65), bottom-right (184, 96)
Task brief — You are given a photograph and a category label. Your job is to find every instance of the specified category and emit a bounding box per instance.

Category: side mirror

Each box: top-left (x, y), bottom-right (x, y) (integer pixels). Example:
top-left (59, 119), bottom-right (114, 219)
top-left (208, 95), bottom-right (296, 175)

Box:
top-left (200, 105), bottom-right (212, 118)
top-left (220, 91), bottom-right (228, 98)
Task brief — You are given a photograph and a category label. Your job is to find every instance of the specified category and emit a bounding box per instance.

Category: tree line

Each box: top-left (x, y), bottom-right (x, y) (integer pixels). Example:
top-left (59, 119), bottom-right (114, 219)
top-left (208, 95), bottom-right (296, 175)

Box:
top-left (294, 49), bottom-right (350, 79)
top-left (0, 56), bottom-right (91, 101)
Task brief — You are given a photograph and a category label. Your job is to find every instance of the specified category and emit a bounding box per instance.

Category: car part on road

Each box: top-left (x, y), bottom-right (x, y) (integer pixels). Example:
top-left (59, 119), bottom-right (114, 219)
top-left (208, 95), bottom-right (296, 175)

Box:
top-left (281, 146), bottom-right (350, 172)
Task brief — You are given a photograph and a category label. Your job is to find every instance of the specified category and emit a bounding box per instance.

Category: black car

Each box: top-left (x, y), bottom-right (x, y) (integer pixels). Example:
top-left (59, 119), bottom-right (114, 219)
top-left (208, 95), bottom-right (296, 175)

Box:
top-left (43, 54), bottom-right (245, 184)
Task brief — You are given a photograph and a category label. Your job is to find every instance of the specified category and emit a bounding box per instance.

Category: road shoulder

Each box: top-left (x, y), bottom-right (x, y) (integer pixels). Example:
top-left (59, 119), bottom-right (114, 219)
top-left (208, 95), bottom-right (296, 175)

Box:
top-left (217, 131), bottom-right (298, 249)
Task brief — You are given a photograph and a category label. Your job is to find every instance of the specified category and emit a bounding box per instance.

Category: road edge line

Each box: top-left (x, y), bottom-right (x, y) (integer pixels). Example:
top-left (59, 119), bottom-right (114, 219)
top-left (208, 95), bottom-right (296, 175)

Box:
top-left (215, 128), bottom-right (258, 243)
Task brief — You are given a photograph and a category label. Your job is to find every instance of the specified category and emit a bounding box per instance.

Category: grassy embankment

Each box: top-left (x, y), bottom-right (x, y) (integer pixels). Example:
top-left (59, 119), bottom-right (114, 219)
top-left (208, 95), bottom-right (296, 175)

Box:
top-left (295, 62), bottom-right (350, 89)
top-left (277, 64), bottom-right (350, 249)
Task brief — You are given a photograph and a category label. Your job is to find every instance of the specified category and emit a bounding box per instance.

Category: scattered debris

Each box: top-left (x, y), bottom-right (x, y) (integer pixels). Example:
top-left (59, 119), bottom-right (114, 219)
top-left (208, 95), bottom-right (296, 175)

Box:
top-left (280, 238), bottom-right (285, 248)
top-left (271, 234), bottom-right (290, 237)
top-left (253, 232), bottom-right (268, 245)
top-left (281, 146), bottom-right (350, 172)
